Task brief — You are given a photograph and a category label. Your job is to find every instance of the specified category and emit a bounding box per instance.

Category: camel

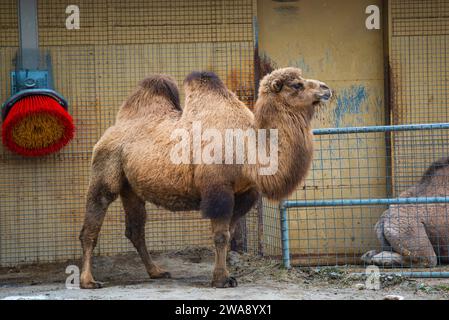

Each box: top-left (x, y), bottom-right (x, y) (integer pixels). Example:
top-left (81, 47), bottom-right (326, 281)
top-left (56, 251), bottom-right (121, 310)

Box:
top-left (362, 157), bottom-right (449, 267)
top-left (79, 68), bottom-right (332, 289)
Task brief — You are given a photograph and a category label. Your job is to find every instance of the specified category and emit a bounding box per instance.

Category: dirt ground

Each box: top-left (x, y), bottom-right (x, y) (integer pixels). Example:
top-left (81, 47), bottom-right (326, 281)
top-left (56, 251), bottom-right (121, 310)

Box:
top-left (1, 247), bottom-right (449, 300)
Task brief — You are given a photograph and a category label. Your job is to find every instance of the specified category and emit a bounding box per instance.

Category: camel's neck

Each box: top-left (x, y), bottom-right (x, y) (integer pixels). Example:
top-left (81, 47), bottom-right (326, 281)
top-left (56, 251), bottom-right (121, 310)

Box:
top-left (247, 97), bottom-right (314, 200)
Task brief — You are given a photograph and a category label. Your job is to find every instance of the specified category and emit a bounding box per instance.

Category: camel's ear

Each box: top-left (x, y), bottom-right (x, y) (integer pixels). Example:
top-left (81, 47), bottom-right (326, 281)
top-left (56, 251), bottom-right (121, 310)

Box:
top-left (270, 79), bottom-right (283, 93)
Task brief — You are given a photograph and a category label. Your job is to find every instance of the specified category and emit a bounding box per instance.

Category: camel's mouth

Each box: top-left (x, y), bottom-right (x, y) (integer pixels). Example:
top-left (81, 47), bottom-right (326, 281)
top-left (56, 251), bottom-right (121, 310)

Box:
top-left (312, 91), bottom-right (332, 107)
top-left (319, 92), bottom-right (332, 101)
top-left (313, 93), bottom-right (331, 106)
top-left (312, 91), bottom-right (332, 112)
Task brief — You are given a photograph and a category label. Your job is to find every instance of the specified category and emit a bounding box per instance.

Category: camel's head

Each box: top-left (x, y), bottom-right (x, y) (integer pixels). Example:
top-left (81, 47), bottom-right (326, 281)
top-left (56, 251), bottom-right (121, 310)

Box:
top-left (259, 67), bottom-right (332, 115)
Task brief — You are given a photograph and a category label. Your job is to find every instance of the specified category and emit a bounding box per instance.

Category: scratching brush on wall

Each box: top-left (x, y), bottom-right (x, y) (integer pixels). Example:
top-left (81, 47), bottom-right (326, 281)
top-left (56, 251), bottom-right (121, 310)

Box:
top-left (2, 88), bottom-right (74, 157)
top-left (1, 0), bottom-right (74, 157)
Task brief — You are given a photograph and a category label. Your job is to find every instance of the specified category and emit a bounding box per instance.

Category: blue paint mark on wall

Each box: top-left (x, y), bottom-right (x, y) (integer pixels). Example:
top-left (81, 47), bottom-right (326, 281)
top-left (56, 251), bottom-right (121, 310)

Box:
top-left (289, 57), bottom-right (311, 73)
top-left (324, 49), bottom-right (332, 65)
top-left (333, 85), bottom-right (368, 127)
top-left (318, 49), bottom-right (333, 72)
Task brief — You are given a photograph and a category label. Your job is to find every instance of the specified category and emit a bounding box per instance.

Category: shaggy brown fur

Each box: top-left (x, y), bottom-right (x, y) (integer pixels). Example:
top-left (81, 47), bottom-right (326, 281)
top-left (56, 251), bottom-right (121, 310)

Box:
top-left (362, 158), bottom-right (449, 267)
top-left (79, 68), bottom-right (331, 289)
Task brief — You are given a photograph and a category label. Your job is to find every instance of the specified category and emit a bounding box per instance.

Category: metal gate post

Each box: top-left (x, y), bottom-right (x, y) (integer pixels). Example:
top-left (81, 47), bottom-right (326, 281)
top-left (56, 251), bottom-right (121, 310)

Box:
top-left (280, 202), bottom-right (291, 269)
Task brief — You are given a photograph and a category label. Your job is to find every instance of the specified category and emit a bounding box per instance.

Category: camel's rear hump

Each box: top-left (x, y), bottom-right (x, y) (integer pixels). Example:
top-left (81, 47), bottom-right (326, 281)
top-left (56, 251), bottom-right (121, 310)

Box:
top-left (138, 75), bottom-right (181, 111)
top-left (116, 74), bottom-right (181, 121)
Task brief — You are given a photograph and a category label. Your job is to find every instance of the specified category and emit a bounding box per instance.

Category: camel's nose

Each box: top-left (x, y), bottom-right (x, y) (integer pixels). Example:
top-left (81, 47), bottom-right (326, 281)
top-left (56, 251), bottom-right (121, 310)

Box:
top-left (318, 82), bottom-right (332, 101)
top-left (319, 82), bottom-right (330, 91)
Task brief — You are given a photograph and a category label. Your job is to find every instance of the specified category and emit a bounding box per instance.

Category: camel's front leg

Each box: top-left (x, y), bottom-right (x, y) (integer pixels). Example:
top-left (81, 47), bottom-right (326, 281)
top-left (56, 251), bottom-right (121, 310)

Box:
top-left (200, 184), bottom-right (237, 288)
top-left (229, 188), bottom-right (259, 251)
top-left (210, 218), bottom-right (237, 288)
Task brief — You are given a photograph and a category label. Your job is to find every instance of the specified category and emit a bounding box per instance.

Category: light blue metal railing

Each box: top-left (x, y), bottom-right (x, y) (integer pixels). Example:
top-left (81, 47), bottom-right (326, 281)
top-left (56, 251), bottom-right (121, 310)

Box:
top-left (280, 122), bottom-right (449, 277)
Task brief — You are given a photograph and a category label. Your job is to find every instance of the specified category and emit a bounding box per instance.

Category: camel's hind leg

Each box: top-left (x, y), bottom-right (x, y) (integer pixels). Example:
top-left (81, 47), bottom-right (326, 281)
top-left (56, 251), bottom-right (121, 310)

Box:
top-left (79, 181), bottom-right (118, 289)
top-left (120, 183), bottom-right (171, 279)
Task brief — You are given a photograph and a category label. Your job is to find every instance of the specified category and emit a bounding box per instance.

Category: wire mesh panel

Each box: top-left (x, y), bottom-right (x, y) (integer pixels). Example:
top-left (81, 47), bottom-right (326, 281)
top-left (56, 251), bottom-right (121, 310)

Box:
top-left (289, 129), bottom-right (388, 266)
top-left (0, 0), bottom-right (258, 267)
top-left (274, 126), bottom-right (449, 272)
top-left (262, 129), bottom-right (388, 264)
top-left (390, 0), bottom-right (449, 194)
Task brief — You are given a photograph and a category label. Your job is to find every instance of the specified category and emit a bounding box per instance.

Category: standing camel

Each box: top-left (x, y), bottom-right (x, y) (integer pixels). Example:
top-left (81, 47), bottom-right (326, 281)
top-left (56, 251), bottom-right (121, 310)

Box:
top-left (79, 68), bottom-right (332, 288)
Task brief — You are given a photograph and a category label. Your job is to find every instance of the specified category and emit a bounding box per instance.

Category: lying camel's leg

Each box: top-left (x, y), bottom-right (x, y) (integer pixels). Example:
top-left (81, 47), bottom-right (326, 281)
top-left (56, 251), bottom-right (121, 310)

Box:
top-left (384, 221), bottom-right (438, 267)
top-left (79, 181), bottom-right (118, 289)
top-left (201, 185), bottom-right (236, 288)
top-left (120, 183), bottom-right (171, 279)
top-left (360, 217), bottom-right (397, 265)
top-left (229, 188), bottom-right (259, 251)
top-left (361, 250), bottom-right (405, 266)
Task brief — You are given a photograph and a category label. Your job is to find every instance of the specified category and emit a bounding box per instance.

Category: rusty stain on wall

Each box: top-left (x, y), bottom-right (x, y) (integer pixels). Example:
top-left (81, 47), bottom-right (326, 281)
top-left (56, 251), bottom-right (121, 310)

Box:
top-left (225, 68), bottom-right (255, 108)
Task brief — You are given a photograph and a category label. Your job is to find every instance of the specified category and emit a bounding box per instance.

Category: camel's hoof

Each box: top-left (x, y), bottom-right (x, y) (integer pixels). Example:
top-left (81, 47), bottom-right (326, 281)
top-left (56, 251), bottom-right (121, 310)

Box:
top-left (361, 250), bottom-right (378, 264)
top-left (371, 251), bottom-right (404, 267)
top-left (211, 276), bottom-right (238, 288)
top-left (80, 280), bottom-right (103, 289)
top-left (150, 271), bottom-right (172, 279)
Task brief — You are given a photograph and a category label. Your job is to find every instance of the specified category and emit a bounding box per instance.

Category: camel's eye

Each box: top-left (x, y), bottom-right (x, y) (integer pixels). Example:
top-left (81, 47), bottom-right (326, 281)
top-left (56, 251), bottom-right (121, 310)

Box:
top-left (291, 83), bottom-right (304, 90)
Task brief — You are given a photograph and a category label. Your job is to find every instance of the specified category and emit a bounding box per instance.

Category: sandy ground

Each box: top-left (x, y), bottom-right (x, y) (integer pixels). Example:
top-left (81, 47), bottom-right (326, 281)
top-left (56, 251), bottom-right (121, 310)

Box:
top-left (1, 247), bottom-right (449, 300)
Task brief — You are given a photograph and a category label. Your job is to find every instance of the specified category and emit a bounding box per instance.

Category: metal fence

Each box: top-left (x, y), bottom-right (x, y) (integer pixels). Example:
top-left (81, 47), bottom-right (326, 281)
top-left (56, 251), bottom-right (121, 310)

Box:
top-left (268, 123), bottom-right (449, 277)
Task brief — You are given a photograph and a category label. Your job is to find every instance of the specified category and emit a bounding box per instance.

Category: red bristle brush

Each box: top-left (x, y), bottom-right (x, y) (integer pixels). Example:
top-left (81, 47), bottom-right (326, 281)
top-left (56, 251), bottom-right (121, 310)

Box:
top-left (2, 94), bottom-right (74, 157)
